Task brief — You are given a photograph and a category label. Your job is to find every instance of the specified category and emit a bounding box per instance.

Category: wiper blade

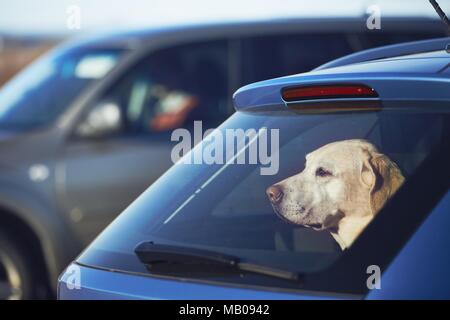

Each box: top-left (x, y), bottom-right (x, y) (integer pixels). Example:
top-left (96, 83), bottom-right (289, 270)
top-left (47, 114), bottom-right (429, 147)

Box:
top-left (135, 242), bottom-right (300, 281)
top-left (135, 242), bottom-right (238, 266)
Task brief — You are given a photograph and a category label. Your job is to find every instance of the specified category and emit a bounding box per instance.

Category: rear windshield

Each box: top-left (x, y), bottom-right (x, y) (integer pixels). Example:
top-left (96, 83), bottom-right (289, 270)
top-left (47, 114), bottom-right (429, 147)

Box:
top-left (78, 106), bottom-right (449, 290)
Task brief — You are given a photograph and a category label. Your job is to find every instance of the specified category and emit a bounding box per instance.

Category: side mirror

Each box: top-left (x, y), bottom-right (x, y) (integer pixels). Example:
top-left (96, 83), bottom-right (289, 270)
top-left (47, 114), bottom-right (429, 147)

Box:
top-left (75, 102), bottom-right (122, 138)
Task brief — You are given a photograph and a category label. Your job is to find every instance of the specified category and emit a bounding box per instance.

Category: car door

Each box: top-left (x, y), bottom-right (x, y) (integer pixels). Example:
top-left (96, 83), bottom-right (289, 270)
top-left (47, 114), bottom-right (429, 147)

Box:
top-left (58, 39), bottom-right (231, 244)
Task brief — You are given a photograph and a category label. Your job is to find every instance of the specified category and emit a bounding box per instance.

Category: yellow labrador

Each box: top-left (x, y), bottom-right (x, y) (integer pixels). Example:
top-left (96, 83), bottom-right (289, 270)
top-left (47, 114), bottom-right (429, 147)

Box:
top-left (267, 139), bottom-right (404, 250)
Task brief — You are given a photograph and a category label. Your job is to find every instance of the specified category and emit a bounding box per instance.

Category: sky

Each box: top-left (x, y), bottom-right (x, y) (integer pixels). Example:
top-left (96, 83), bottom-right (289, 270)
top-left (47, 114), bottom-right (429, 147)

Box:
top-left (0, 0), bottom-right (448, 35)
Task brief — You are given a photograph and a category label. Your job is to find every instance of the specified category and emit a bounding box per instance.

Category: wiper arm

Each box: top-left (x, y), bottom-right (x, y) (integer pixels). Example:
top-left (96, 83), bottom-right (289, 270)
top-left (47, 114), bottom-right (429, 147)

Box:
top-left (429, 0), bottom-right (450, 32)
top-left (135, 241), bottom-right (301, 281)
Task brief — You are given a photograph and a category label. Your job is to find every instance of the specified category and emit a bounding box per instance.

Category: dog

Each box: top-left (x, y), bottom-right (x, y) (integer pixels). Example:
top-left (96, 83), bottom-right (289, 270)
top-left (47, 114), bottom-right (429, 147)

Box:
top-left (266, 139), bottom-right (404, 250)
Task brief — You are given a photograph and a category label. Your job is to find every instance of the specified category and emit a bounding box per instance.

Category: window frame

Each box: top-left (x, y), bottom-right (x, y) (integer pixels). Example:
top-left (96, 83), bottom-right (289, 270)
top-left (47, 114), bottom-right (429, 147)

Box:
top-left (76, 143), bottom-right (450, 297)
top-left (76, 104), bottom-right (450, 296)
top-left (71, 38), bottom-right (235, 141)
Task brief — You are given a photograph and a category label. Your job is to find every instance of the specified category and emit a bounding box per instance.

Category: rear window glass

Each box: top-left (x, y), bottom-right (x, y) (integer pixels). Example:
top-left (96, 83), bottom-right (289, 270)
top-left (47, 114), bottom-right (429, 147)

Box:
top-left (240, 33), bottom-right (354, 85)
top-left (239, 30), bottom-right (447, 86)
top-left (78, 107), bottom-right (449, 291)
top-left (362, 31), bottom-right (448, 48)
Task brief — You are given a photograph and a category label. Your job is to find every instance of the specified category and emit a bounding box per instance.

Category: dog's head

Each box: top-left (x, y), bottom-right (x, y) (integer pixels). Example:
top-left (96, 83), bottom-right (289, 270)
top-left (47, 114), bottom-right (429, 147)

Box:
top-left (267, 139), bottom-right (404, 233)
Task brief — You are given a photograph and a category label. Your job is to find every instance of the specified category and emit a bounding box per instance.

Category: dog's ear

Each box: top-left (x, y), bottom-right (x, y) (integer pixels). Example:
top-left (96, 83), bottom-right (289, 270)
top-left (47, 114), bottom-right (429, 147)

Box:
top-left (361, 151), bottom-right (405, 215)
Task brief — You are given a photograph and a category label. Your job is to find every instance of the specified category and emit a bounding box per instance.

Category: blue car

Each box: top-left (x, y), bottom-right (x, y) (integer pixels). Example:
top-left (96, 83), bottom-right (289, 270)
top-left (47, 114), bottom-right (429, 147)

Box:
top-left (59, 37), bottom-right (450, 300)
top-left (5, 16), bottom-right (446, 300)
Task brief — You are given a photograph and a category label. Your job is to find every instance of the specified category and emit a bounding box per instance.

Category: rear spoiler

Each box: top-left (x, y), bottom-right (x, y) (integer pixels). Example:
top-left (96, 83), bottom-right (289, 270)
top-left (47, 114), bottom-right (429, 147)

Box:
top-left (233, 75), bottom-right (450, 112)
top-left (315, 37), bottom-right (450, 71)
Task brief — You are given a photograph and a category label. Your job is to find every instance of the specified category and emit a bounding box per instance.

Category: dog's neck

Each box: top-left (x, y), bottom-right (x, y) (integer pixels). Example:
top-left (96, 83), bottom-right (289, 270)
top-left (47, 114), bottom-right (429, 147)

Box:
top-left (330, 215), bottom-right (373, 250)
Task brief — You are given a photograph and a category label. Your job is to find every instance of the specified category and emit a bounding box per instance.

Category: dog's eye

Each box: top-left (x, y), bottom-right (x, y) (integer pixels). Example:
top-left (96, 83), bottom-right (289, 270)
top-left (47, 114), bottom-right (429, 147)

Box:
top-left (315, 167), bottom-right (332, 177)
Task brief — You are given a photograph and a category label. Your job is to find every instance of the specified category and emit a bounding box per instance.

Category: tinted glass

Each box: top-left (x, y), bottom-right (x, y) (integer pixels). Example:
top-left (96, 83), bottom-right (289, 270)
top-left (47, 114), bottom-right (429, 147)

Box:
top-left (362, 31), bottom-right (448, 48)
top-left (240, 33), bottom-right (354, 85)
top-left (78, 106), bottom-right (449, 291)
top-left (0, 47), bottom-right (123, 129)
top-left (240, 30), bottom-right (448, 86)
top-left (94, 40), bottom-right (230, 135)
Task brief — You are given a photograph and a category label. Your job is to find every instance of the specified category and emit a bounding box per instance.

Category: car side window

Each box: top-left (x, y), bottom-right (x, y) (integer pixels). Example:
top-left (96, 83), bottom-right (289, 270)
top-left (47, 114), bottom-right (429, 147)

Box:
top-left (91, 39), bottom-right (231, 136)
top-left (361, 31), bottom-right (448, 48)
top-left (240, 33), bottom-right (354, 85)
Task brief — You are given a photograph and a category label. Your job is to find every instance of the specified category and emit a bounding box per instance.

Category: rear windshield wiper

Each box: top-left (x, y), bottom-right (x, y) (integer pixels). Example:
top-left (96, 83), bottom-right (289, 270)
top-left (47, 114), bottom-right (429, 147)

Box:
top-left (135, 241), bottom-right (301, 282)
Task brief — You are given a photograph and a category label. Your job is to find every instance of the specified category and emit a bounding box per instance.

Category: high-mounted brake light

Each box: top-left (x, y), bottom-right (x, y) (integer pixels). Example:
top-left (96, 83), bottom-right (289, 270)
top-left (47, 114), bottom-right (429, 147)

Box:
top-left (281, 84), bottom-right (378, 102)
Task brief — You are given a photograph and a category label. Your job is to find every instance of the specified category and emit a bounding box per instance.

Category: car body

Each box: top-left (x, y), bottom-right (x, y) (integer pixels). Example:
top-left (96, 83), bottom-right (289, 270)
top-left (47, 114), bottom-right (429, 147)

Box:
top-left (59, 37), bottom-right (450, 300)
top-left (0, 16), bottom-right (447, 299)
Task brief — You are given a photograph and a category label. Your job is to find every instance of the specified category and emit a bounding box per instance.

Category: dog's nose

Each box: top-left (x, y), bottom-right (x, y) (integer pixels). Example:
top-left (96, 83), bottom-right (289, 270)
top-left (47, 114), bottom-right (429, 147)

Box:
top-left (266, 185), bottom-right (283, 204)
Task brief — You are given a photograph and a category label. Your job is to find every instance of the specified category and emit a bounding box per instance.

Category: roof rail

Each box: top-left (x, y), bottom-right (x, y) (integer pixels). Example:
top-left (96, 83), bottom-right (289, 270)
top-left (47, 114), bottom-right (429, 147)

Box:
top-left (314, 37), bottom-right (450, 71)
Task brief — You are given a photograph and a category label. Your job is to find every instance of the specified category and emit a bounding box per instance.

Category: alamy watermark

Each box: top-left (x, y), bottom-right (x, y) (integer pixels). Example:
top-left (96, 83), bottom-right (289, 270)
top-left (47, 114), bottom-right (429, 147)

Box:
top-left (366, 5), bottom-right (381, 30)
top-left (66, 5), bottom-right (82, 30)
top-left (65, 264), bottom-right (81, 290)
top-left (171, 121), bottom-right (279, 175)
top-left (366, 265), bottom-right (381, 290)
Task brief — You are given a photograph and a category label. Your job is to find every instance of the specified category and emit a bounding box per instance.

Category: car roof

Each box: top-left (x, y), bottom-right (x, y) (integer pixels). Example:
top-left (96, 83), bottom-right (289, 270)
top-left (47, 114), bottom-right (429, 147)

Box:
top-left (63, 16), bottom-right (445, 50)
top-left (233, 48), bottom-right (450, 110)
top-left (312, 49), bottom-right (450, 74)
top-left (315, 36), bottom-right (450, 71)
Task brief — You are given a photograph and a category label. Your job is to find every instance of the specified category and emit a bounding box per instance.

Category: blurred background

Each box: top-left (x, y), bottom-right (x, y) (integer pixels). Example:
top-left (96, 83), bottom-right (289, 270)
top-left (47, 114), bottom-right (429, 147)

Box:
top-left (1, 0), bottom-right (449, 86)
top-left (0, 0), bottom-right (449, 300)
